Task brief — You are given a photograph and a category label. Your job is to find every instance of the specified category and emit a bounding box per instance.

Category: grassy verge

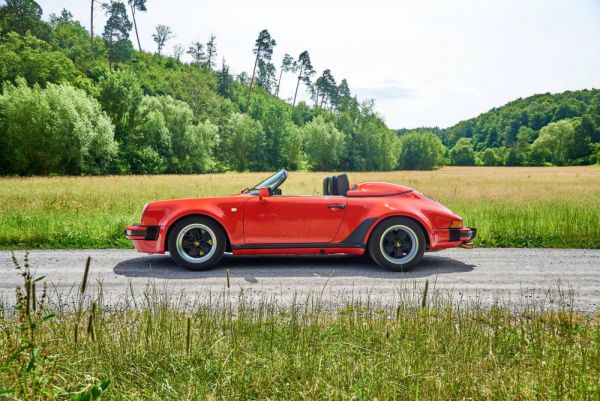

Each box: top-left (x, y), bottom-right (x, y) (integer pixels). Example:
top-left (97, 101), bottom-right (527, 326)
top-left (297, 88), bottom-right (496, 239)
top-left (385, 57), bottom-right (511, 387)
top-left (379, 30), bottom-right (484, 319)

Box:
top-left (1, 256), bottom-right (599, 400)
top-left (1, 166), bottom-right (599, 249)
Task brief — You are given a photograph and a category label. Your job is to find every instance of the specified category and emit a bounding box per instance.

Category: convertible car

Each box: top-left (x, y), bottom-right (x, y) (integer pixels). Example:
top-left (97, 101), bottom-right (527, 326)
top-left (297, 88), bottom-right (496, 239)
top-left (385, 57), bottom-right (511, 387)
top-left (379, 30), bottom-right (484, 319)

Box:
top-left (125, 170), bottom-right (476, 271)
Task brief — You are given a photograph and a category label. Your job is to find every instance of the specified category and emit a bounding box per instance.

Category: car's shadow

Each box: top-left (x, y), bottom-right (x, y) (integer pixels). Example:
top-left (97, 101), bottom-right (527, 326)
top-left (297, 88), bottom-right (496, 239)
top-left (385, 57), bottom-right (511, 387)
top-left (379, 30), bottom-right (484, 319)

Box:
top-left (113, 253), bottom-right (475, 279)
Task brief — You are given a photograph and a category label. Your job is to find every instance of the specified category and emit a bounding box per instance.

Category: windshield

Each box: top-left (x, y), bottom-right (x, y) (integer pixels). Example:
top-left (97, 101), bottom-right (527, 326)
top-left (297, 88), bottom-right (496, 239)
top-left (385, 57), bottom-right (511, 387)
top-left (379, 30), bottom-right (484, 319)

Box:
top-left (244, 170), bottom-right (288, 194)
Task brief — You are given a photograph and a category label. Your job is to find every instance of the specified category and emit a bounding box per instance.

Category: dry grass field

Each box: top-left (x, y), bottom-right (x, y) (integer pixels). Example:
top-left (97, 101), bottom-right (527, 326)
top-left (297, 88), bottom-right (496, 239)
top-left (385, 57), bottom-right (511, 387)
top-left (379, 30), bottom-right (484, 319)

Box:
top-left (0, 166), bottom-right (599, 249)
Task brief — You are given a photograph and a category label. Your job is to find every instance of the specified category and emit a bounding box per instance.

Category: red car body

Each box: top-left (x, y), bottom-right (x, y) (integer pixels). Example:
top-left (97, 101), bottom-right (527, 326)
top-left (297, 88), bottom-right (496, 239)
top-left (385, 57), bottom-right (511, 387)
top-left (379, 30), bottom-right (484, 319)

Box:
top-left (125, 171), bottom-right (475, 267)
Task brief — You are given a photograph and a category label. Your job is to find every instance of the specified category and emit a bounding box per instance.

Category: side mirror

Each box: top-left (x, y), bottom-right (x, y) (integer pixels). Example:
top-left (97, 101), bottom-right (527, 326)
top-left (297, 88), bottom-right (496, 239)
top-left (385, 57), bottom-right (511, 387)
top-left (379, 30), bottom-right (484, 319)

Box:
top-left (258, 187), bottom-right (270, 201)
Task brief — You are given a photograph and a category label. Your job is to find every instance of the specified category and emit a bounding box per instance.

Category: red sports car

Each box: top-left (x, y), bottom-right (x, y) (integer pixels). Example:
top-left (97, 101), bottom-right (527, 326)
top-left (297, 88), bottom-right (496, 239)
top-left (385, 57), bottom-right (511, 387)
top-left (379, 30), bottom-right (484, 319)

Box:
top-left (125, 170), bottom-right (476, 271)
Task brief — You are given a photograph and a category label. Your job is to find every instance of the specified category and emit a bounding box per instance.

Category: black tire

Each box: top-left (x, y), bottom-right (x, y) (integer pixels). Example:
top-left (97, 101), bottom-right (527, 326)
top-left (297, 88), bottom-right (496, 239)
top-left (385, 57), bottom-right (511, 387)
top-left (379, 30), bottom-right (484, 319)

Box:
top-left (167, 216), bottom-right (226, 271)
top-left (368, 217), bottom-right (426, 271)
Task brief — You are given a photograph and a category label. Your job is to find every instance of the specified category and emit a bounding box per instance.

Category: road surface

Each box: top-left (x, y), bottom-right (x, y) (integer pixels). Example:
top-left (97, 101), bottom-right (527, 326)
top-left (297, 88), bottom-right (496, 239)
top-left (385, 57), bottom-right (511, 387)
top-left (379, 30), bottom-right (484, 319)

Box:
top-left (1, 248), bottom-right (599, 311)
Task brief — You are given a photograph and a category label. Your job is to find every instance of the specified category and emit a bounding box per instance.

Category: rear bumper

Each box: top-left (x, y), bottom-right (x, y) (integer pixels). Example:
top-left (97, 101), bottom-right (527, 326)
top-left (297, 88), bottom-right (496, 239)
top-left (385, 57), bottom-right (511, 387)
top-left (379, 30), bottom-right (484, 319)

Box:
top-left (430, 226), bottom-right (477, 250)
top-left (124, 224), bottom-right (165, 254)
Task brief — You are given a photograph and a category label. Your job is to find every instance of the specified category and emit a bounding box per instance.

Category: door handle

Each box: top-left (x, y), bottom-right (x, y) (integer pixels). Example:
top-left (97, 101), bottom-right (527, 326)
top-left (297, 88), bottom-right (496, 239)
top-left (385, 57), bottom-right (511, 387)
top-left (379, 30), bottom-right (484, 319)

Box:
top-left (327, 203), bottom-right (345, 209)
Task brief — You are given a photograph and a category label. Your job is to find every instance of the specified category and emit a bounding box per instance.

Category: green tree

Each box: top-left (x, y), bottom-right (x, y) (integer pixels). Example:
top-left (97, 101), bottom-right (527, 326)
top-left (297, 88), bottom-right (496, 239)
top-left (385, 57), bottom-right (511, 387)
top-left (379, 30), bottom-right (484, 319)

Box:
top-left (450, 138), bottom-right (476, 166)
top-left (219, 113), bottom-right (265, 171)
top-left (126, 95), bottom-right (218, 173)
top-left (302, 116), bottom-right (344, 171)
top-left (480, 148), bottom-right (499, 166)
top-left (0, 79), bottom-right (117, 175)
top-left (127, 0), bottom-right (146, 51)
top-left (102, 1), bottom-right (133, 69)
top-left (205, 34), bottom-right (217, 70)
top-left (247, 29), bottom-right (276, 109)
top-left (187, 41), bottom-right (205, 66)
top-left (98, 69), bottom-right (143, 140)
top-left (397, 131), bottom-right (446, 170)
top-left (218, 58), bottom-right (232, 98)
top-left (50, 10), bottom-right (103, 79)
top-left (0, 32), bottom-right (87, 88)
top-left (530, 119), bottom-right (576, 166)
top-left (0, 0), bottom-right (50, 39)
top-left (152, 24), bottom-right (173, 55)
top-left (249, 95), bottom-right (292, 169)
top-left (291, 101), bottom-right (312, 126)
top-left (505, 147), bottom-right (524, 166)
top-left (313, 69), bottom-right (337, 109)
top-left (275, 53), bottom-right (294, 98)
top-left (281, 122), bottom-right (304, 170)
top-left (256, 60), bottom-right (276, 93)
top-left (292, 50), bottom-right (314, 107)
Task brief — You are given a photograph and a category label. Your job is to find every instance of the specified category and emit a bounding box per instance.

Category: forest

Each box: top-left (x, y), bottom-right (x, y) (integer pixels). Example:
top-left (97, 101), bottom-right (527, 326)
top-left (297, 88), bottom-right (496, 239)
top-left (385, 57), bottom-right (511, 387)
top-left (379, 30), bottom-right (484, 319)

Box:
top-left (0, 0), bottom-right (599, 176)
top-left (399, 89), bottom-right (600, 168)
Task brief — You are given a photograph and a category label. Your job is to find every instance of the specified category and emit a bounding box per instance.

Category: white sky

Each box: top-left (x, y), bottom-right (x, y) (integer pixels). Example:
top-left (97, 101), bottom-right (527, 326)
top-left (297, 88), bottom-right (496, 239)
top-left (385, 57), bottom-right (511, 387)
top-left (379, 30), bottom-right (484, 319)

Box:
top-left (36, 0), bottom-right (600, 129)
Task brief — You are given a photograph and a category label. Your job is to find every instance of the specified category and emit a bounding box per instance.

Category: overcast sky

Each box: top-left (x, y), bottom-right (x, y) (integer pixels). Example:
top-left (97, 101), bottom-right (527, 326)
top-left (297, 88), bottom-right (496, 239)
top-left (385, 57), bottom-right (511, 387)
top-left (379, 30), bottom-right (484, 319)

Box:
top-left (37, 0), bottom-right (600, 129)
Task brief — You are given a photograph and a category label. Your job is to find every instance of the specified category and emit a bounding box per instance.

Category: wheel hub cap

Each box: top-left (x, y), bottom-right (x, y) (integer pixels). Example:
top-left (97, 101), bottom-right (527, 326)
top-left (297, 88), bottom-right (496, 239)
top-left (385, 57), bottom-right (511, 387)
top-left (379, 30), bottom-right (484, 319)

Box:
top-left (380, 225), bottom-right (418, 264)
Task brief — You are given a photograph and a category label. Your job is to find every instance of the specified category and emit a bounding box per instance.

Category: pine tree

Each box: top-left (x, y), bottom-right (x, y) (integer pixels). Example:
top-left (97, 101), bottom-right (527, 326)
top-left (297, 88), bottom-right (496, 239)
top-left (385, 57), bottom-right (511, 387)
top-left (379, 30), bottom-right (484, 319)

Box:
top-left (275, 53), bottom-right (294, 98)
top-left (127, 0), bottom-right (146, 51)
top-left (103, 1), bottom-right (133, 69)
top-left (205, 35), bottom-right (217, 70)
top-left (292, 51), bottom-right (314, 108)
top-left (218, 58), bottom-right (233, 98)
top-left (247, 29), bottom-right (276, 109)
top-left (187, 41), bottom-right (206, 66)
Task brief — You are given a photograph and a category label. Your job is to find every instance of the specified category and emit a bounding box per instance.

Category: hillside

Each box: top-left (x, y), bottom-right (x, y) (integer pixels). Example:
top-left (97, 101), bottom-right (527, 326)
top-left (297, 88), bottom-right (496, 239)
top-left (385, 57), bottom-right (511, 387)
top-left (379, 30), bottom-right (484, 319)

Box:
top-left (398, 89), bottom-right (600, 166)
top-left (0, 2), bottom-right (396, 175)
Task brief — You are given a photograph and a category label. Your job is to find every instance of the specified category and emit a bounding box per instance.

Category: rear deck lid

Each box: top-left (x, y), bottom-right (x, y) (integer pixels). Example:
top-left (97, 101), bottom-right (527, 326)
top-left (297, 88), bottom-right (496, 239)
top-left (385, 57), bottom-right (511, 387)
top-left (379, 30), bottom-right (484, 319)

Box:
top-left (346, 182), bottom-right (413, 197)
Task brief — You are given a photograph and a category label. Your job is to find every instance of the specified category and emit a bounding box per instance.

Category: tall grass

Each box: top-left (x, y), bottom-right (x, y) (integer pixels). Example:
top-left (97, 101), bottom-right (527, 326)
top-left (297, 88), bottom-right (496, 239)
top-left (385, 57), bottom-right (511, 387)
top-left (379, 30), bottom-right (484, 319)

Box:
top-left (0, 166), bottom-right (599, 249)
top-left (1, 255), bottom-right (599, 400)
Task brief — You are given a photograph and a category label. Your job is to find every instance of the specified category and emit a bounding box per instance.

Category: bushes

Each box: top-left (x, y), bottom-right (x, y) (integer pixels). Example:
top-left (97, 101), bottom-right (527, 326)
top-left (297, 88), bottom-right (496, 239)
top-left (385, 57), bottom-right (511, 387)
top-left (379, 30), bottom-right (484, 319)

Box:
top-left (124, 95), bottom-right (219, 174)
top-left (397, 131), bottom-right (446, 170)
top-left (219, 113), bottom-right (265, 172)
top-left (302, 116), bottom-right (345, 171)
top-left (0, 79), bottom-right (116, 175)
top-left (450, 138), bottom-right (476, 166)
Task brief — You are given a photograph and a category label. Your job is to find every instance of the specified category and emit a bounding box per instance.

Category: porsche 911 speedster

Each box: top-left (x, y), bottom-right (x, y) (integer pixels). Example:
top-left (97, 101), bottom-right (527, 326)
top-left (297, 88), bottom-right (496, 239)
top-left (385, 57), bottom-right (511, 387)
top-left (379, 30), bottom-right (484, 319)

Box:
top-left (125, 170), bottom-right (476, 271)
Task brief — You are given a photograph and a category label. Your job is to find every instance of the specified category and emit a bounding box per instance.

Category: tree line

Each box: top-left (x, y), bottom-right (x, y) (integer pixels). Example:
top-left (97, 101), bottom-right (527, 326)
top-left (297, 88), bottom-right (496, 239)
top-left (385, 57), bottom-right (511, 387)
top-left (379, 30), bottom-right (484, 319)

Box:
top-left (0, 0), bottom-right (402, 175)
top-left (397, 90), bottom-right (600, 169)
top-left (1, 0), bottom-right (598, 176)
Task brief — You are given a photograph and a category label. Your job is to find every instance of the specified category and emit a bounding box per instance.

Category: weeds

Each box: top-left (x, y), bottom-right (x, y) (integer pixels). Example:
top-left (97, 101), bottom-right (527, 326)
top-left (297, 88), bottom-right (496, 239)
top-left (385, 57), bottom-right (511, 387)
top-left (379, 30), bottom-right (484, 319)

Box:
top-left (0, 256), bottom-right (599, 400)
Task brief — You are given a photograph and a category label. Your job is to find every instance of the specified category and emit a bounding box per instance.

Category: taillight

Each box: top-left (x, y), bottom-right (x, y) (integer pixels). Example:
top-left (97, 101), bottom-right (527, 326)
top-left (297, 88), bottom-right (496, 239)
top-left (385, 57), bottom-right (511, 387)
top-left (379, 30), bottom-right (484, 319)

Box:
top-left (450, 220), bottom-right (463, 228)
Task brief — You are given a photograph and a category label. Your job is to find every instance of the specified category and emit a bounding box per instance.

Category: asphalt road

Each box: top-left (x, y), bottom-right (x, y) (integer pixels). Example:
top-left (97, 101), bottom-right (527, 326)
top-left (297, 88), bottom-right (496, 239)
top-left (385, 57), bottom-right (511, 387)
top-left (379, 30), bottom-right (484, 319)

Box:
top-left (1, 248), bottom-right (599, 311)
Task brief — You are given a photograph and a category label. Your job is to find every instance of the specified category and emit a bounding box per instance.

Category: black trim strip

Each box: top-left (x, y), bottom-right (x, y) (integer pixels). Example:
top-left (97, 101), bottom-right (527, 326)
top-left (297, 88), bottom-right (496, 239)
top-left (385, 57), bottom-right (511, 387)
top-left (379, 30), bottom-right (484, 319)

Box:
top-left (145, 226), bottom-right (160, 240)
top-left (232, 243), bottom-right (365, 250)
top-left (341, 217), bottom-right (377, 244)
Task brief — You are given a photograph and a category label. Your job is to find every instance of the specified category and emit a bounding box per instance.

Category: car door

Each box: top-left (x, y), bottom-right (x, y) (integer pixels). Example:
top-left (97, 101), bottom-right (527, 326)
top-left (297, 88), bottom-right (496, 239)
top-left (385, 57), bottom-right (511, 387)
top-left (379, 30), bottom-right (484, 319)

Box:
top-left (243, 196), bottom-right (348, 244)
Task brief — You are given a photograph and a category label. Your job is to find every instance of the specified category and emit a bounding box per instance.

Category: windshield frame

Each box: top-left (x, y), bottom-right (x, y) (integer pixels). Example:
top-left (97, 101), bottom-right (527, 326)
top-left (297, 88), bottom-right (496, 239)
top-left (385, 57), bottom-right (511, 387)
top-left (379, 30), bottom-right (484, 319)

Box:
top-left (244, 169), bottom-right (288, 195)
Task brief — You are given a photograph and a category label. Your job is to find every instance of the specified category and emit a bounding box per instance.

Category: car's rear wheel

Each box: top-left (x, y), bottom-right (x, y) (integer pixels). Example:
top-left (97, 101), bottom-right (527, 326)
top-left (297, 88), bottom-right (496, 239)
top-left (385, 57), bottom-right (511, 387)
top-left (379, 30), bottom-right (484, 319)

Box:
top-left (167, 216), bottom-right (226, 270)
top-left (368, 217), bottom-right (426, 271)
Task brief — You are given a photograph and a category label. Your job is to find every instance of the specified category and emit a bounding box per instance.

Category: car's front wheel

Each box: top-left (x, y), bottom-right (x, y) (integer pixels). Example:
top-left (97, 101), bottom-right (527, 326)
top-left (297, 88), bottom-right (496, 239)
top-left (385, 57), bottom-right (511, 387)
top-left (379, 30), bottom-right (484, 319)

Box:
top-left (368, 217), bottom-right (426, 271)
top-left (167, 216), bottom-right (226, 270)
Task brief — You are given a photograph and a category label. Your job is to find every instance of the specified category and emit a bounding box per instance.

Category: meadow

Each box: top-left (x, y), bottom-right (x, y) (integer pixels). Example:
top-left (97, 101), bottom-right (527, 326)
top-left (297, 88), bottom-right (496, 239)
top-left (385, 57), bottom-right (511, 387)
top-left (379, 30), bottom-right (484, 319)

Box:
top-left (0, 256), bottom-right (598, 400)
top-left (1, 166), bottom-right (599, 249)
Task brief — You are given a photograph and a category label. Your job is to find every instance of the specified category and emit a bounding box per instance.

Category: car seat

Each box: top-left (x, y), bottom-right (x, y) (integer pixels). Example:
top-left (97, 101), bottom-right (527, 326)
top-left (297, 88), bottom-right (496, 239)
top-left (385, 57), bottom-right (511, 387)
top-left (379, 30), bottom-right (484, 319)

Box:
top-left (322, 174), bottom-right (350, 196)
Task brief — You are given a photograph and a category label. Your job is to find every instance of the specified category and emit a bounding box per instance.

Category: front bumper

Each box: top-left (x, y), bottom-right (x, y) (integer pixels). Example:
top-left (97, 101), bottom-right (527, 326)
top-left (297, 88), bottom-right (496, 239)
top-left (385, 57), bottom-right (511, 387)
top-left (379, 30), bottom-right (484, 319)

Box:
top-left (124, 224), bottom-right (165, 253)
top-left (124, 224), bottom-right (160, 240)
